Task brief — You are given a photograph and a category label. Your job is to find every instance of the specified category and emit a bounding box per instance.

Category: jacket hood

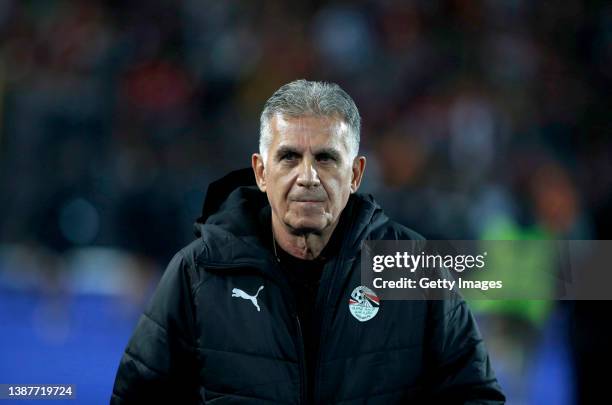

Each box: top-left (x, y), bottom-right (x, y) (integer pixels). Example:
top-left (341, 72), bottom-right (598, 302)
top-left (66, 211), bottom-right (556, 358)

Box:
top-left (193, 168), bottom-right (389, 267)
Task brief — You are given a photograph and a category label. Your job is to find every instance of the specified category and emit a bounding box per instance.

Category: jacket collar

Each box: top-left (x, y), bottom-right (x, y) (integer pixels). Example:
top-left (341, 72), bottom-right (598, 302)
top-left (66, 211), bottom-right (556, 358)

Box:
top-left (193, 168), bottom-right (386, 269)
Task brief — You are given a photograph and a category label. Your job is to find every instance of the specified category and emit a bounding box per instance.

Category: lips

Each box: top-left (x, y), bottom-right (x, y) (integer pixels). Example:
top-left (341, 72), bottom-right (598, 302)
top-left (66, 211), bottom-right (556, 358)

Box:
top-left (291, 198), bottom-right (325, 203)
top-left (289, 194), bottom-right (326, 203)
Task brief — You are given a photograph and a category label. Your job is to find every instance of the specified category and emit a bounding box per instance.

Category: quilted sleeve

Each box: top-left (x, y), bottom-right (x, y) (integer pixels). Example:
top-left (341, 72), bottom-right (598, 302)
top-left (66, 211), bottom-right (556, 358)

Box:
top-left (425, 297), bottom-right (506, 404)
top-left (111, 251), bottom-right (200, 404)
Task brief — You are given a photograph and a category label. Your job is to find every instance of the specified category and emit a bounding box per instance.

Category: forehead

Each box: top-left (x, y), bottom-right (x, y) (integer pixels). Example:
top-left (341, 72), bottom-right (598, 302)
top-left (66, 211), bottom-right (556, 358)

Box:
top-left (269, 114), bottom-right (350, 151)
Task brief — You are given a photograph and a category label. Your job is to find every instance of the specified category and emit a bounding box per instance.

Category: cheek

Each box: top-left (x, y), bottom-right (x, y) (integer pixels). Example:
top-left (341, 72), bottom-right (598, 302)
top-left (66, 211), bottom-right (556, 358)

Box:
top-left (325, 179), bottom-right (347, 202)
top-left (325, 177), bottom-right (351, 206)
top-left (270, 176), bottom-right (292, 205)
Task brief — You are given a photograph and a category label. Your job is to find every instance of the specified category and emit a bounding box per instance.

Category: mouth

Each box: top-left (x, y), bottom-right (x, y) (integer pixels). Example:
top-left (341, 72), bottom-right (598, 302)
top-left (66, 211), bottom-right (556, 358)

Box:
top-left (291, 199), bottom-right (325, 203)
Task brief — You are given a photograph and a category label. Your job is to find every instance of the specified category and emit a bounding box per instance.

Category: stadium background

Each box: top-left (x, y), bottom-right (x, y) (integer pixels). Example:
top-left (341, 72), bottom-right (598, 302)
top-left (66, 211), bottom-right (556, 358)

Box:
top-left (0, 1), bottom-right (609, 403)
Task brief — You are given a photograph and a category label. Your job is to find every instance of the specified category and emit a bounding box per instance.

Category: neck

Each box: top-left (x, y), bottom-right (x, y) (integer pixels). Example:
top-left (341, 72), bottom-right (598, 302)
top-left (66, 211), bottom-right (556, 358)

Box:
top-left (271, 215), bottom-right (339, 260)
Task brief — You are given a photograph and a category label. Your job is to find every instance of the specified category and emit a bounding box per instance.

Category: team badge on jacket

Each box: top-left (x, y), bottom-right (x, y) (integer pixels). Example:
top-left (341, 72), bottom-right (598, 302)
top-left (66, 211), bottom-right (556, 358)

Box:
top-left (348, 286), bottom-right (380, 322)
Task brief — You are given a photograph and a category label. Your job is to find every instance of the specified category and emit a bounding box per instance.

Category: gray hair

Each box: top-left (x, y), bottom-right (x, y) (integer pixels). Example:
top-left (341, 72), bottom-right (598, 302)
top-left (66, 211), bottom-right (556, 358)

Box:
top-left (259, 79), bottom-right (361, 162)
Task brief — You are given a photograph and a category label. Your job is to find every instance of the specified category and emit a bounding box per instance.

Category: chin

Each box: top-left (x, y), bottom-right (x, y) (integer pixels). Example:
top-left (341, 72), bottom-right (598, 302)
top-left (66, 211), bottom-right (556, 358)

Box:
top-left (286, 218), bottom-right (328, 235)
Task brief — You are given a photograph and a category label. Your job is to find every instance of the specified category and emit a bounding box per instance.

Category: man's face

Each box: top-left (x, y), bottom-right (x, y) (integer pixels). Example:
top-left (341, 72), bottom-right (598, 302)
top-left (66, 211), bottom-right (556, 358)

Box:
top-left (252, 114), bottom-right (366, 235)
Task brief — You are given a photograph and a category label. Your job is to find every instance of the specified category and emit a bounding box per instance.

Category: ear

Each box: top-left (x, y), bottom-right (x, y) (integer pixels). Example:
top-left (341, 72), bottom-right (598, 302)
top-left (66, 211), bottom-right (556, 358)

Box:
top-left (252, 153), bottom-right (267, 192)
top-left (350, 156), bottom-right (366, 193)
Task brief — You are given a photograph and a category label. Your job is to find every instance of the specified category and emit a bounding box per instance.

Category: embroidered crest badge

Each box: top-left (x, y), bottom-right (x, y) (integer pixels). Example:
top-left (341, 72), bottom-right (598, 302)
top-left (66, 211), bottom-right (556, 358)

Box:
top-left (348, 285), bottom-right (380, 322)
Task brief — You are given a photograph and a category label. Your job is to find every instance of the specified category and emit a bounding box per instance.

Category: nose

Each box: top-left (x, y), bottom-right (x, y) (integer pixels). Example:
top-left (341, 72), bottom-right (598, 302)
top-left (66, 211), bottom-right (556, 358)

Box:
top-left (296, 159), bottom-right (321, 188)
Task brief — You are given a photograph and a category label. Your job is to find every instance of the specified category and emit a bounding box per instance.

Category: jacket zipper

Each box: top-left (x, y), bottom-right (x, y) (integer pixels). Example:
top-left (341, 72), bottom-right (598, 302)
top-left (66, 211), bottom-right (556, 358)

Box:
top-left (294, 315), bottom-right (307, 404)
top-left (312, 256), bottom-right (344, 404)
top-left (271, 261), bottom-right (308, 405)
top-left (311, 207), bottom-right (359, 404)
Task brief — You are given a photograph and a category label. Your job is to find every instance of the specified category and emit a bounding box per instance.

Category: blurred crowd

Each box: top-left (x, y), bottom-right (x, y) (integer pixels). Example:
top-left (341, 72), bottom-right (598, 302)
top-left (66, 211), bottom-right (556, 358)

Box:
top-left (0, 1), bottom-right (610, 404)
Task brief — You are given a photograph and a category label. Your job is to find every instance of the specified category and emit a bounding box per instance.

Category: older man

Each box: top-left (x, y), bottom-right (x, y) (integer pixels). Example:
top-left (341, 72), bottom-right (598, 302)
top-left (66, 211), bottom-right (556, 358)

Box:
top-left (112, 80), bottom-right (505, 404)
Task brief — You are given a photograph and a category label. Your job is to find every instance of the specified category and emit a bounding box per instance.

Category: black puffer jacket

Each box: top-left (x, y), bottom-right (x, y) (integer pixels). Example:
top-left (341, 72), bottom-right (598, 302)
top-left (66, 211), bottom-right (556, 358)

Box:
top-left (112, 170), bottom-right (505, 404)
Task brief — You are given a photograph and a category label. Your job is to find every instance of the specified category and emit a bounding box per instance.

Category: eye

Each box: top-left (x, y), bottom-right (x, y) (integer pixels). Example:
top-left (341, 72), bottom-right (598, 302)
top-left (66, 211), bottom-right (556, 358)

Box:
top-left (316, 153), bottom-right (336, 163)
top-left (280, 152), bottom-right (299, 161)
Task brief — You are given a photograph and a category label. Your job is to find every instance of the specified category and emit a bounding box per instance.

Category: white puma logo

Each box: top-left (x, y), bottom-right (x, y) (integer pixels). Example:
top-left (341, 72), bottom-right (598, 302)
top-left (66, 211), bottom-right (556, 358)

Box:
top-left (231, 286), bottom-right (264, 312)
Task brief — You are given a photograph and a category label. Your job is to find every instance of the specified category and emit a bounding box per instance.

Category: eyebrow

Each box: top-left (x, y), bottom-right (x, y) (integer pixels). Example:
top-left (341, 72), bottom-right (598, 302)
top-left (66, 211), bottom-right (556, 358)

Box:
top-left (313, 148), bottom-right (342, 161)
top-left (275, 146), bottom-right (301, 160)
top-left (274, 146), bottom-right (343, 161)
